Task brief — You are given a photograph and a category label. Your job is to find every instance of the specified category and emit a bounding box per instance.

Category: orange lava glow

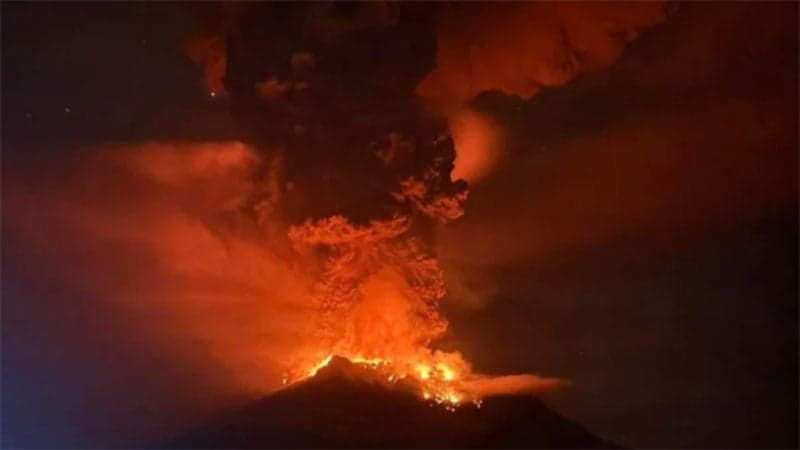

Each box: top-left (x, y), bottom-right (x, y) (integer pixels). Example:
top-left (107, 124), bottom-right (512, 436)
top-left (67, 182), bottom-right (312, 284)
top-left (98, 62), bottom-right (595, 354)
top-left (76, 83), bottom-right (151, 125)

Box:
top-left (286, 353), bottom-right (475, 408)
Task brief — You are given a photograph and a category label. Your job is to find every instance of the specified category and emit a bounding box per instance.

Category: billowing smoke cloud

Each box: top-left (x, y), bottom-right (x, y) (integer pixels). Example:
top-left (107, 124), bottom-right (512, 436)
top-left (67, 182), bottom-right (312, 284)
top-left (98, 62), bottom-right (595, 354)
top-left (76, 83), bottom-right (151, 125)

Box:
top-left (437, 1), bottom-right (797, 269)
top-left (185, 3), bottom-right (670, 185)
top-left (418, 2), bottom-right (670, 109)
top-left (417, 2), bottom-right (669, 183)
top-left (4, 142), bottom-right (316, 395)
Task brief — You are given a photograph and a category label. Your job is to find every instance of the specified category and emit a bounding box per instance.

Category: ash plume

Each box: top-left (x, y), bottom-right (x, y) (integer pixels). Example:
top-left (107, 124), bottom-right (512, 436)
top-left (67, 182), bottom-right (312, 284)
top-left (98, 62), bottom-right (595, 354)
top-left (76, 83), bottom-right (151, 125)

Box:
top-left (4, 142), bottom-right (315, 393)
top-left (416, 1), bottom-right (670, 184)
top-left (417, 2), bottom-right (671, 109)
top-left (176, 1), bottom-right (589, 398)
top-left (180, 1), bottom-right (679, 397)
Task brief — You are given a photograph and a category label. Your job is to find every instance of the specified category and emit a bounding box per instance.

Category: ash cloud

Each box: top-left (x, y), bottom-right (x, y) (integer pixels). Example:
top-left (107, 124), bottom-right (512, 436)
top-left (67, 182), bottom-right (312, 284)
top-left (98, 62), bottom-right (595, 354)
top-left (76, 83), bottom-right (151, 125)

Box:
top-left (438, 1), bottom-right (797, 269)
top-left (417, 2), bottom-right (670, 110)
top-left (433, 4), bottom-right (797, 446)
top-left (414, 2), bottom-right (670, 185)
top-left (175, 1), bottom-right (689, 387)
top-left (3, 142), bottom-right (318, 444)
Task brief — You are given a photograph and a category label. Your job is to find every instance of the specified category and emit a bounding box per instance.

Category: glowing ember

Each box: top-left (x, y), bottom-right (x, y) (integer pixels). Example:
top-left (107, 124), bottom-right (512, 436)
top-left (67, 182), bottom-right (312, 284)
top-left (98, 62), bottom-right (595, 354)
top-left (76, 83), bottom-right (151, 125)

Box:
top-left (307, 354), bottom-right (334, 377)
top-left (416, 365), bottom-right (431, 380)
top-left (439, 364), bottom-right (455, 381)
top-left (350, 356), bottom-right (392, 369)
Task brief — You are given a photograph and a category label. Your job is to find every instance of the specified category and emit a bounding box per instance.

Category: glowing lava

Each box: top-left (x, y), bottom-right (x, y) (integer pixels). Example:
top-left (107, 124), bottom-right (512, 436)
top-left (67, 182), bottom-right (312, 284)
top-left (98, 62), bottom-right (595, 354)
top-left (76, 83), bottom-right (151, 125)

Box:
top-left (285, 353), bottom-right (474, 409)
top-left (307, 355), bottom-right (334, 378)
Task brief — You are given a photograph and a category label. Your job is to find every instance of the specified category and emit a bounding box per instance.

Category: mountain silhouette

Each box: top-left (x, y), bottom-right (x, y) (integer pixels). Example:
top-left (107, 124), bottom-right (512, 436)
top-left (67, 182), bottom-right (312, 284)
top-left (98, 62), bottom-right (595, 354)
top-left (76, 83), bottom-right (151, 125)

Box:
top-left (160, 356), bottom-right (615, 448)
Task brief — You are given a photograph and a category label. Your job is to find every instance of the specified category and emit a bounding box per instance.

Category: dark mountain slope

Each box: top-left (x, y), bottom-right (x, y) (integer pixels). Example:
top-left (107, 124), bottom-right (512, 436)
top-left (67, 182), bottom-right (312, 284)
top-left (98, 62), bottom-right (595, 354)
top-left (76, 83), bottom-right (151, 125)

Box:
top-left (162, 357), bottom-right (615, 448)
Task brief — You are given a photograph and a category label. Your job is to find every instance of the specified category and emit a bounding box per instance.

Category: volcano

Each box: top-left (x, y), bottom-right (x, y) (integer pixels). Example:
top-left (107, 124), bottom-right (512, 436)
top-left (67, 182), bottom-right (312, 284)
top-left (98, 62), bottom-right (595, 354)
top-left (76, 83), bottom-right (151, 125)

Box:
top-left (160, 357), bottom-right (615, 448)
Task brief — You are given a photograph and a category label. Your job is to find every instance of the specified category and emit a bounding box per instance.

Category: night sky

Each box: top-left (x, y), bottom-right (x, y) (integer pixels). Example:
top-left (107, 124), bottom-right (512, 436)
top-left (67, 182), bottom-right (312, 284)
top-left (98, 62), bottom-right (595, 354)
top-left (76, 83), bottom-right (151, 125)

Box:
top-left (2, 2), bottom-right (798, 449)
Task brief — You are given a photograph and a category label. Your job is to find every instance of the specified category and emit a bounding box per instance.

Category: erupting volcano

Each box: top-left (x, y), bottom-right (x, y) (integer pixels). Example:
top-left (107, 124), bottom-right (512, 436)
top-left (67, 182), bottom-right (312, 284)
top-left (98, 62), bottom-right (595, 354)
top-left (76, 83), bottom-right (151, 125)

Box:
top-left (163, 356), bottom-right (611, 449)
top-left (276, 156), bottom-right (561, 408)
top-left (6, 1), bottom-right (796, 449)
